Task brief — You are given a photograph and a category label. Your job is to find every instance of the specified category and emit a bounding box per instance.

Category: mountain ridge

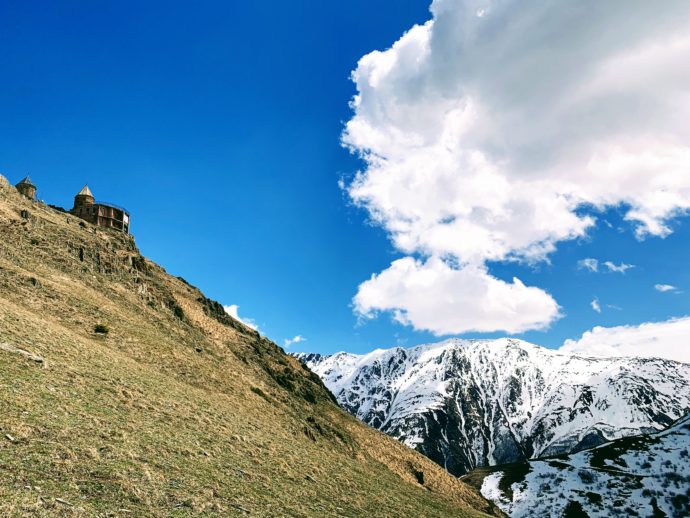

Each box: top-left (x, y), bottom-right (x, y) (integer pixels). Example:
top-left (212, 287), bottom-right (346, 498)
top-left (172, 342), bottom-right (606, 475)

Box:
top-left (297, 337), bottom-right (690, 476)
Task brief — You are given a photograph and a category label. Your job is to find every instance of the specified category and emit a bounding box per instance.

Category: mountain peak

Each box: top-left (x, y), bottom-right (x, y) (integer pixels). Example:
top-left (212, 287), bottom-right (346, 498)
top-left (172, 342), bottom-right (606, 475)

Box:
top-left (299, 338), bottom-right (690, 476)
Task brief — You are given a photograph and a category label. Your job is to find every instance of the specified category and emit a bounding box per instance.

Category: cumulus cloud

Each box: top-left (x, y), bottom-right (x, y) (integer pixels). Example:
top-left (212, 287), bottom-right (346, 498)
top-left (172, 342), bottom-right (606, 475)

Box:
top-left (223, 305), bottom-right (260, 332)
top-left (655, 284), bottom-right (680, 293)
top-left (590, 298), bottom-right (602, 314)
top-left (344, 0), bottom-right (690, 334)
top-left (578, 259), bottom-right (599, 273)
top-left (603, 261), bottom-right (635, 274)
top-left (284, 335), bottom-right (306, 348)
top-left (354, 257), bottom-right (560, 335)
top-left (561, 317), bottom-right (690, 364)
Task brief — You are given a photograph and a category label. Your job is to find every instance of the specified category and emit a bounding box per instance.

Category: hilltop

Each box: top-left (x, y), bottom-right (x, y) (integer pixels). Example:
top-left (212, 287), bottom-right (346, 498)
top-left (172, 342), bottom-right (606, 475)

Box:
top-left (0, 176), bottom-right (498, 517)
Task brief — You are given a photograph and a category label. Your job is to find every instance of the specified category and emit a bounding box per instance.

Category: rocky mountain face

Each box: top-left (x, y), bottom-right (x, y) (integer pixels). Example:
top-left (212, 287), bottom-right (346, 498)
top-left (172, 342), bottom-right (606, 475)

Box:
top-left (475, 413), bottom-right (690, 517)
top-left (298, 338), bottom-right (690, 476)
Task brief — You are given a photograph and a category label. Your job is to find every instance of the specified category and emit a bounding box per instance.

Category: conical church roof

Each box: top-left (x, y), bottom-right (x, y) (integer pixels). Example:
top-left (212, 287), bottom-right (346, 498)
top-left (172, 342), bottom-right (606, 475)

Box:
top-left (17, 176), bottom-right (35, 187)
top-left (77, 185), bottom-right (94, 197)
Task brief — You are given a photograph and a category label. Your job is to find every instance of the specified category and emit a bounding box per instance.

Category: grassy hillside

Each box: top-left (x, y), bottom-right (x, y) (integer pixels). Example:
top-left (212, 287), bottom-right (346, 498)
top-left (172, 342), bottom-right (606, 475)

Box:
top-left (0, 176), bottom-right (499, 517)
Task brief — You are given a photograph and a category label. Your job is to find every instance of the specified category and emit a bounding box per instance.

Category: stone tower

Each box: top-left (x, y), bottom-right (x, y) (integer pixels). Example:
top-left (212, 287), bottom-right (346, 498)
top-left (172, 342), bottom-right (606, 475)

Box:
top-left (15, 176), bottom-right (37, 200)
top-left (73, 185), bottom-right (95, 211)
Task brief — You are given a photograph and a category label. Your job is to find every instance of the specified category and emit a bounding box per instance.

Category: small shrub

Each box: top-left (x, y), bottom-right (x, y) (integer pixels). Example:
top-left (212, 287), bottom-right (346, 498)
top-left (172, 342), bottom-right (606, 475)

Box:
top-left (586, 492), bottom-right (603, 505)
top-left (94, 324), bottom-right (109, 335)
top-left (250, 387), bottom-right (270, 402)
top-left (578, 470), bottom-right (596, 484)
top-left (302, 389), bottom-right (317, 405)
top-left (173, 305), bottom-right (185, 320)
top-left (671, 494), bottom-right (690, 511)
top-left (666, 472), bottom-right (688, 485)
top-left (563, 501), bottom-right (586, 518)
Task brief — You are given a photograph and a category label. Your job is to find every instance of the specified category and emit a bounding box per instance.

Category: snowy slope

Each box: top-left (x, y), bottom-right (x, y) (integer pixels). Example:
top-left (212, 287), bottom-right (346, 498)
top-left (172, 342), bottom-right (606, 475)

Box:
top-left (479, 414), bottom-right (690, 517)
top-left (297, 339), bottom-right (690, 476)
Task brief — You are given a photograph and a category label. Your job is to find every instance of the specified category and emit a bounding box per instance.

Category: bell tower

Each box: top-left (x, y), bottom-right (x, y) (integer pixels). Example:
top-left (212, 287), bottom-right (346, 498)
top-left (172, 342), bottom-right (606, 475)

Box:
top-left (15, 176), bottom-right (37, 200)
top-left (73, 185), bottom-right (95, 211)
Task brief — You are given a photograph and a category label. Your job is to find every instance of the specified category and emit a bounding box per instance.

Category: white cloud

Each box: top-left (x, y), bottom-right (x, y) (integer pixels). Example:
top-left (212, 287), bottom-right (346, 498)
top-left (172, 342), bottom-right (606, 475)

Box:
top-left (590, 298), bottom-right (602, 314)
top-left (284, 335), bottom-right (306, 348)
top-left (603, 261), bottom-right (635, 274)
top-left (354, 257), bottom-right (561, 335)
top-left (561, 317), bottom-right (690, 364)
top-left (578, 259), bottom-right (634, 274)
top-left (578, 258), bottom-right (599, 272)
top-left (344, 0), bottom-right (690, 334)
top-left (655, 284), bottom-right (679, 293)
top-left (223, 305), bottom-right (260, 332)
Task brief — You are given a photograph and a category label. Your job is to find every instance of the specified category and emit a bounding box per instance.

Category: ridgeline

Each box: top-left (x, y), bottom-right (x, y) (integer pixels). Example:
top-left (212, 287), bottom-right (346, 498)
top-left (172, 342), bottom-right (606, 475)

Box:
top-left (0, 176), bottom-right (499, 517)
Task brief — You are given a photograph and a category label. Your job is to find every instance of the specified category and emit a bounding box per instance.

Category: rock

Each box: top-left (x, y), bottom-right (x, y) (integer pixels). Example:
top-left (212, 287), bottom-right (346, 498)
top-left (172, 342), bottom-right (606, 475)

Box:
top-left (0, 342), bottom-right (44, 364)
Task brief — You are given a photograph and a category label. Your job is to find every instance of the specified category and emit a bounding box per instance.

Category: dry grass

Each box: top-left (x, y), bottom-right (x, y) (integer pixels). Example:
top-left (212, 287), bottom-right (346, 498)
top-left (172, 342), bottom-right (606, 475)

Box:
top-left (0, 176), bottom-right (499, 517)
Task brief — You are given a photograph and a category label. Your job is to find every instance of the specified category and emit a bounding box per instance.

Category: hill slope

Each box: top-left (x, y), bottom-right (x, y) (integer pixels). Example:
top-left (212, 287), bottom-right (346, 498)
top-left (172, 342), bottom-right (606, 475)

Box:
top-left (467, 414), bottom-right (690, 517)
top-left (0, 176), bottom-right (498, 517)
top-left (298, 338), bottom-right (690, 476)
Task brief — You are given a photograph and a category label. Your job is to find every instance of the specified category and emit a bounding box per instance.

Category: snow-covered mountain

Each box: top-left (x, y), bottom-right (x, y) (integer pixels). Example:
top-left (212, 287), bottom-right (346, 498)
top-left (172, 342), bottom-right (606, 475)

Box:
top-left (297, 339), bottom-right (690, 476)
top-left (477, 413), bottom-right (690, 517)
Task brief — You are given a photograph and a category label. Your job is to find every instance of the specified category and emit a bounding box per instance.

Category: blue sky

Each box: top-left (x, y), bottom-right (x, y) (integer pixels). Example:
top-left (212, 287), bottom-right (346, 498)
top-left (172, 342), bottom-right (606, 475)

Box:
top-left (2, 1), bottom-right (689, 358)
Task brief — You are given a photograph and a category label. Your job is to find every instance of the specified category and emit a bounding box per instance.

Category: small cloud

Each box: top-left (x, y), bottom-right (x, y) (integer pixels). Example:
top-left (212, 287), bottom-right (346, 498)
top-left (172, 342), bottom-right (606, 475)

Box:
top-left (578, 259), bottom-right (635, 274)
top-left (591, 298), bottom-right (602, 314)
top-left (603, 261), bottom-right (635, 274)
top-left (578, 258), bottom-right (599, 272)
top-left (223, 305), bottom-right (260, 332)
top-left (655, 284), bottom-right (680, 293)
top-left (284, 335), bottom-right (306, 348)
top-left (606, 304), bottom-right (623, 311)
